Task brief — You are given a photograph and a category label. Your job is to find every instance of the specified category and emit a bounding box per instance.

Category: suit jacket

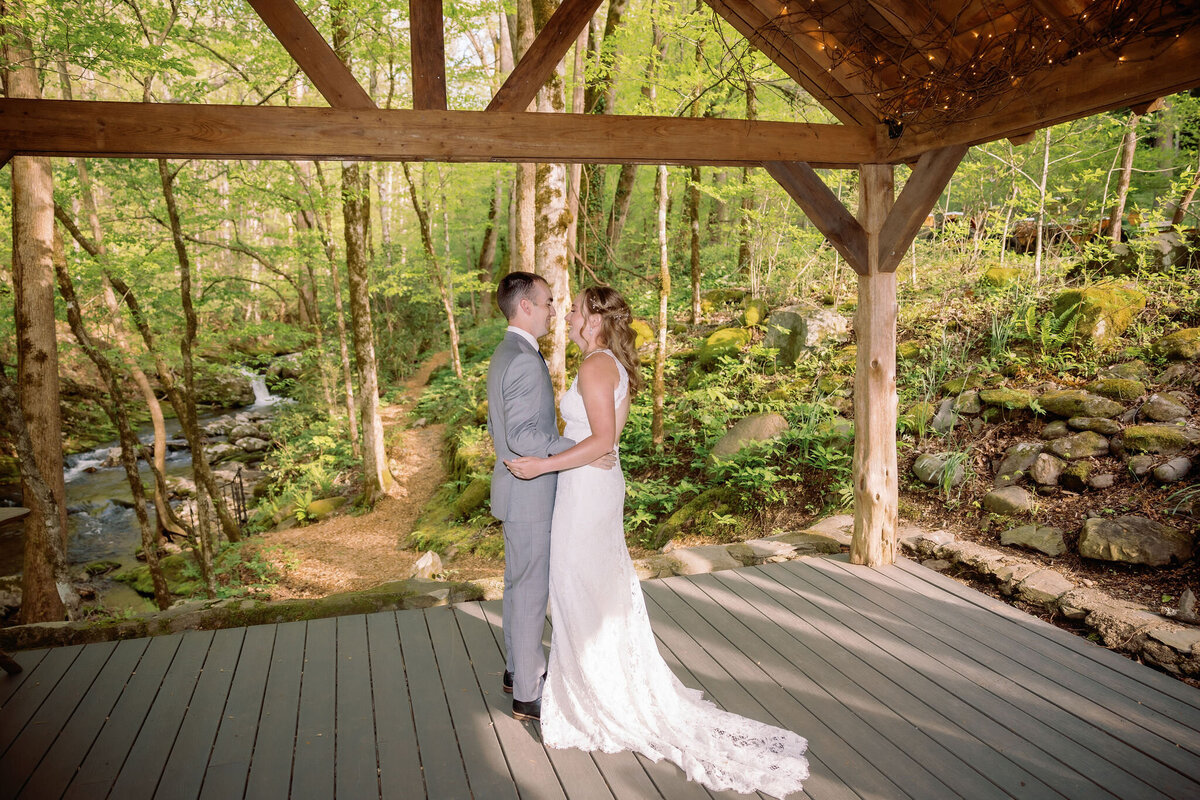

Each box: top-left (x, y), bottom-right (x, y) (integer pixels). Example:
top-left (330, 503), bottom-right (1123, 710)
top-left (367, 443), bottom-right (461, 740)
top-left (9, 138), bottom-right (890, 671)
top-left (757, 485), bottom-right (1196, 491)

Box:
top-left (487, 331), bottom-right (575, 523)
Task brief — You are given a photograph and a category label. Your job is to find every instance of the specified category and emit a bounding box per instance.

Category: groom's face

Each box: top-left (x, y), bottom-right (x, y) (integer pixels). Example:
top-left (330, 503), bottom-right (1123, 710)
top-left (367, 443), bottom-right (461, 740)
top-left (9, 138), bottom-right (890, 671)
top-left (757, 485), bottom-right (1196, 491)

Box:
top-left (525, 281), bottom-right (555, 339)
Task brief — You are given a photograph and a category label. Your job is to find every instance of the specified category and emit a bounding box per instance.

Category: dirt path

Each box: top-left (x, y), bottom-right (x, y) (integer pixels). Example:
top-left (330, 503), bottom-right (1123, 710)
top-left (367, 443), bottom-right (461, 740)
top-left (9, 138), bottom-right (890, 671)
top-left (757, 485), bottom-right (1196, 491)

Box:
top-left (258, 352), bottom-right (487, 599)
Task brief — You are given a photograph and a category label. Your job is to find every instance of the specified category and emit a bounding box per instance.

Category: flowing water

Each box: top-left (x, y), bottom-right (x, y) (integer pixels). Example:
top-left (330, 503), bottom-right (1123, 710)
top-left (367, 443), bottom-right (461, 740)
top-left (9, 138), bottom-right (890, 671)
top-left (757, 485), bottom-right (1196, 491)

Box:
top-left (0, 375), bottom-right (284, 610)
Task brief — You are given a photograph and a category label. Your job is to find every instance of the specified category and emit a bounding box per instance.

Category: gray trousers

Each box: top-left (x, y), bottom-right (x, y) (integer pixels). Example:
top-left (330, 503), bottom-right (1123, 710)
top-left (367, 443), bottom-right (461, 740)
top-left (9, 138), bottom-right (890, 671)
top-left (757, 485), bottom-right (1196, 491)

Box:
top-left (501, 518), bottom-right (551, 702)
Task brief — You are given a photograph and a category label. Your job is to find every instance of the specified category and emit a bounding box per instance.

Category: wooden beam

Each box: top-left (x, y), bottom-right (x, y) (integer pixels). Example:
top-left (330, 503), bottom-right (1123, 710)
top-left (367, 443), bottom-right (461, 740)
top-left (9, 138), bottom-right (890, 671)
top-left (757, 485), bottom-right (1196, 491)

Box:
top-left (851, 163), bottom-right (898, 568)
top-left (0, 150), bottom-right (11, 169)
top-left (885, 26), bottom-right (1200, 159)
top-left (1007, 131), bottom-right (1037, 146)
top-left (1131, 97), bottom-right (1166, 116)
top-left (0, 99), bottom-right (877, 168)
top-left (487, 0), bottom-right (603, 112)
top-left (410, 0), bottom-right (447, 110)
top-left (877, 144), bottom-right (967, 272)
top-left (245, 0), bottom-right (375, 110)
top-left (764, 161), bottom-right (868, 273)
top-left (703, 0), bottom-right (878, 127)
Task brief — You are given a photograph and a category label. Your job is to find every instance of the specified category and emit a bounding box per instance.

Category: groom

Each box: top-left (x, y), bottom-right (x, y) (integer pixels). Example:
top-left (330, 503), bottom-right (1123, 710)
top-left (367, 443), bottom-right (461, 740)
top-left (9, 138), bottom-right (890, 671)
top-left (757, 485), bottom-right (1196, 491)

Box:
top-left (487, 272), bottom-right (611, 722)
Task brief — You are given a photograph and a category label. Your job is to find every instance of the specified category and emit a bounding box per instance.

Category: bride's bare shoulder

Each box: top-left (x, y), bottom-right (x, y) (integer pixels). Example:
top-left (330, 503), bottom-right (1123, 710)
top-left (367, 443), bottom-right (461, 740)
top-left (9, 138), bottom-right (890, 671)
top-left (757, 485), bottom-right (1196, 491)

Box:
top-left (578, 350), bottom-right (618, 387)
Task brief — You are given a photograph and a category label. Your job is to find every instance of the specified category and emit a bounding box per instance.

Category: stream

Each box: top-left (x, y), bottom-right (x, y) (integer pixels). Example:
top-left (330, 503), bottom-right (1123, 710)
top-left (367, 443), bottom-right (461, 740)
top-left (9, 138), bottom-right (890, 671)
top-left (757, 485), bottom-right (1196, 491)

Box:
top-left (0, 376), bottom-right (284, 611)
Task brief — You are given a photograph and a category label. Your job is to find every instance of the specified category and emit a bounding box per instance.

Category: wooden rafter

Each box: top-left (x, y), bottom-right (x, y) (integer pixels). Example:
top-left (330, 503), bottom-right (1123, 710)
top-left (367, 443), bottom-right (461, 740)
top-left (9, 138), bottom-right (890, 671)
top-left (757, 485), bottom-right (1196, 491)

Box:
top-left (487, 0), bottom-right (604, 112)
top-left (877, 145), bottom-right (967, 272)
top-left (703, 0), bottom-right (878, 127)
top-left (410, 0), bottom-right (448, 110)
top-left (764, 160), bottom-right (868, 273)
top-left (0, 99), bottom-right (876, 168)
top-left (245, 0), bottom-right (375, 110)
top-left (886, 24), bottom-right (1200, 158)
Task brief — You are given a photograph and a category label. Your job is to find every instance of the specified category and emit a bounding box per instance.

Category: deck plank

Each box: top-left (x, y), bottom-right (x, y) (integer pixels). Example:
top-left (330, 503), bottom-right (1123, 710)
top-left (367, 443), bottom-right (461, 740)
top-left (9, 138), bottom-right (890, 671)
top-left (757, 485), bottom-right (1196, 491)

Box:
top-left (893, 557), bottom-right (1200, 727)
top-left (471, 601), bottom-right (568, 800)
top-left (396, 606), bottom-right (473, 798)
top-left (292, 617), bottom-right (337, 800)
top-left (199, 623), bottom-right (277, 800)
top-left (779, 559), bottom-right (1166, 799)
top-left (823, 557), bottom-right (1200, 768)
top-left (19, 638), bottom-right (150, 800)
top-left (64, 632), bottom-right (190, 799)
top-left (0, 640), bottom-right (116, 797)
top-left (0, 643), bottom-right (83, 756)
top-left (156, 627), bottom-right (246, 800)
top-left (243, 620), bottom-right (306, 800)
top-left (364, 612), bottom-right (423, 800)
top-left (0, 648), bottom-right (48, 707)
top-left (335, 615), bottom-right (381, 800)
top-left (645, 580), bottom-right (898, 800)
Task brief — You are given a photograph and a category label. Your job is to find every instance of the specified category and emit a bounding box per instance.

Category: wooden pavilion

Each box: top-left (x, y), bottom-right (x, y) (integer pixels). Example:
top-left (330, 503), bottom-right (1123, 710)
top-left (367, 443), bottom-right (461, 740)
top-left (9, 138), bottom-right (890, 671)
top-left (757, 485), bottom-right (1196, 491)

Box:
top-left (3, 0), bottom-right (1200, 563)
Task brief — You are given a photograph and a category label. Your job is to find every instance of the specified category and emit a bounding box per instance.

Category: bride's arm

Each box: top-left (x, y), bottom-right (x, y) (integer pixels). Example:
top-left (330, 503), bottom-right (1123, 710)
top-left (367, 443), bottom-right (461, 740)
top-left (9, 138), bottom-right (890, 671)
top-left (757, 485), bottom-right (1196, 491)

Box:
top-left (505, 355), bottom-right (618, 479)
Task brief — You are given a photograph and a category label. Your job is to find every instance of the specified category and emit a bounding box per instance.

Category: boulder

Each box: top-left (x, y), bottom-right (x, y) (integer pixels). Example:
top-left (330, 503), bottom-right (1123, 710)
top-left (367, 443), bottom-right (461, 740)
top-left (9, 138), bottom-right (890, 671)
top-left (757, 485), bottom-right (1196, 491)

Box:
top-left (1153, 456), bottom-right (1192, 484)
top-left (954, 390), bottom-right (982, 415)
top-left (1046, 431), bottom-right (1109, 460)
top-left (1060, 462), bottom-right (1093, 492)
top-left (710, 413), bottom-right (789, 461)
top-left (630, 319), bottom-right (654, 349)
top-left (1122, 424), bottom-right (1194, 455)
top-left (409, 551), bottom-right (443, 580)
top-left (1017, 570), bottom-right (1075, 605)
top-left (742, 298), bottom-right (769, 327)
top-left (980, 267), bottom-right (1021, 288)
top-left (1038, 390), bottom-right (1123, 419)
top-left (696, 327), bottom-right (752, 366)
top-left (670, 544), bottom-right (744, 575)
top-left (979, 387), bottom-right (1035, 411)
top-left (764, 305), bottom-right (850, 364)
top-left (1066, 417), bottom-right (1122, 435)
top-left (235, 436), bottom-right (271, 453)
top-left (931, 397), bottom-right (959, 434)
top-left (1052, 286), bottom-right (1147, 348)
top-left (1086, 378), bottom-right (1145, 402)
top-left (1127, 454), bottom-right (1157, 477)
top-left (1029, 453), bottom-right (1066, 486)
top-left (193, 365), bottom-right (256, 408)
top-left (1078, 516), bottom-right (1193, 566)
top-left (939, 373), bottom-right (986, 395)
top-left (1001, 524), bottom-right (1067, 557)
top-left (115, 554), bottom-right (203, 598)
top-left (1158, 363), bottom-right (1200, 390)
top-left (982, 486), bottom-right (1035, 516)
top-left (1088, 472), bottom-right (1116, 490)
top-left (651, 488), bottom-right (737, 548)
top-left (306, 496), bottom-right (348, 519)
top-left (1152, 327), bottom-right (1200, 361)
top-left (228, 423), bottom-right (263, 441)
top-left (702, 287), bottom-right (748, 307)
top-left (913, 453), bottom-right (965, 488)
top-left (1039, 420), bottom-right (1070, 440)
top-left (1140, 393), bottom-right (1190, 423)
top-left (1101, 360), bottom-right (1152, 381)
top-left (994, 442), bottom-right (1043, 487)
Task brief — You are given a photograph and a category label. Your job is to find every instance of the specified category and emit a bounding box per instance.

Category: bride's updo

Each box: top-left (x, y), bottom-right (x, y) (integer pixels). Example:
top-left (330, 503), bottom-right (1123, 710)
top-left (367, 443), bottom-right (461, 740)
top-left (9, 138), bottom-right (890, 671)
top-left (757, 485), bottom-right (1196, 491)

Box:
top-left (582, 285), bottom-right (644, 396)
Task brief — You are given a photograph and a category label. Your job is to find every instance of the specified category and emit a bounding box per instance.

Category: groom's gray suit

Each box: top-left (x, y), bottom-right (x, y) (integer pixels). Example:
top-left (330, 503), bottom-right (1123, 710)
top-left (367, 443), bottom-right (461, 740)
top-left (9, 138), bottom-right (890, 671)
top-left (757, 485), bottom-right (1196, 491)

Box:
top-left (487, 330), bottom-right (574, 703)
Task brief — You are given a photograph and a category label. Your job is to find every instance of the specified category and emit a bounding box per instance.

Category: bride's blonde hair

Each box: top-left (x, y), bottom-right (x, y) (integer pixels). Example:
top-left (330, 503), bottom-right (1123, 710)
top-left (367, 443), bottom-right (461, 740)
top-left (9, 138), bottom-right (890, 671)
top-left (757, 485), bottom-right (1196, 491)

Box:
top-left (582, 285), bottom-right (644, 396)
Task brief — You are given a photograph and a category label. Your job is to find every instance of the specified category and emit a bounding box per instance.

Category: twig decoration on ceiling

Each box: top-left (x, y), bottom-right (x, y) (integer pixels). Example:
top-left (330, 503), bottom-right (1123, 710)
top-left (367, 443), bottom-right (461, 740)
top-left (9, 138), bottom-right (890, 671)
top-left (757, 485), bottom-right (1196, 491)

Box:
top-left (757, 0), bottom-right (1191, 131)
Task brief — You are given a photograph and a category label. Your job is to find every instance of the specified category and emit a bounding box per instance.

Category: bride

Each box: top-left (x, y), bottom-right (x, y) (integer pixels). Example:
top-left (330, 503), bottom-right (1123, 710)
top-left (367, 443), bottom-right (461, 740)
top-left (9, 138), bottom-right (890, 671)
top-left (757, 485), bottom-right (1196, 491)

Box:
top-left (504, 286), bottom-right (809, 798)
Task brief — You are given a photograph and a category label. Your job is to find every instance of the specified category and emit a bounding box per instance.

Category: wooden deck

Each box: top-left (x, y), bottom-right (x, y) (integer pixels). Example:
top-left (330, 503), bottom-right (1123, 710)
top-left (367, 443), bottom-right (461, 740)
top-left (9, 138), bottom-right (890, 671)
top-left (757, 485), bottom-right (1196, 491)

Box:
top-left (3, 556), bottom-right (1199, 800)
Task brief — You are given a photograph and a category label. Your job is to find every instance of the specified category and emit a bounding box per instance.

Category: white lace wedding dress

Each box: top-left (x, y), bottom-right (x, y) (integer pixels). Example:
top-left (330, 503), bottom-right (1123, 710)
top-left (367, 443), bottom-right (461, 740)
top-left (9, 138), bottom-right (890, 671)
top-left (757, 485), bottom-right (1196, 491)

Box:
top-left (542, 350), bottom-right (809, 798)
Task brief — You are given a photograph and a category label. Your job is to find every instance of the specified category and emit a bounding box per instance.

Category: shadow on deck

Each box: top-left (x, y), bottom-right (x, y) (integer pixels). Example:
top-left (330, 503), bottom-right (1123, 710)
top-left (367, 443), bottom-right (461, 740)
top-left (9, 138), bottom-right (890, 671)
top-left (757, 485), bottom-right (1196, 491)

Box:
top-left (2, 556), bottom-right (1199, 799)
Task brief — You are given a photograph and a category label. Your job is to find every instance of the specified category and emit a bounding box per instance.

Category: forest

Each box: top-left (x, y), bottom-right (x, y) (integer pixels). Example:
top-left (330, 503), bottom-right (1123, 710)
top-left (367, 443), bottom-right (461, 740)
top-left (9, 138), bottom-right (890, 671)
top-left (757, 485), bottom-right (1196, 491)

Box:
top-left (0, 0), bottom-right (1198, 632)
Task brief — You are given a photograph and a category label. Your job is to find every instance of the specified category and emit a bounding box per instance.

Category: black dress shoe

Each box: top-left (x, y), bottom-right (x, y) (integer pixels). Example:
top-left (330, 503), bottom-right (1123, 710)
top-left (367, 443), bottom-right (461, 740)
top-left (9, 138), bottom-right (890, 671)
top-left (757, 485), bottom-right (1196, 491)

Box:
top-left (503, 670), bottom-right (514, 694)
top-left (512, 697), bottom-right (541, 721)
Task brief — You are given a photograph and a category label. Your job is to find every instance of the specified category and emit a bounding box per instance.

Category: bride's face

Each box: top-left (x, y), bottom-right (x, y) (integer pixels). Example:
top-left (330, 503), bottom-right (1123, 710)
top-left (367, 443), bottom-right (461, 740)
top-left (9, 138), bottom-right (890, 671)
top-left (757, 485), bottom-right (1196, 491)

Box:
top-left (567, 292), bottom-right (599, 350)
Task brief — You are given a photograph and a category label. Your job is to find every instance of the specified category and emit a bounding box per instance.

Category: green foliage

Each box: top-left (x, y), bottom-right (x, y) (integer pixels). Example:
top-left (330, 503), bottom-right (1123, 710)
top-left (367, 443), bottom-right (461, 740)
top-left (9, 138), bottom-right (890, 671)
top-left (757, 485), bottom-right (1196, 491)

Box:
top-left (180, 541), bottom-right (295, 600)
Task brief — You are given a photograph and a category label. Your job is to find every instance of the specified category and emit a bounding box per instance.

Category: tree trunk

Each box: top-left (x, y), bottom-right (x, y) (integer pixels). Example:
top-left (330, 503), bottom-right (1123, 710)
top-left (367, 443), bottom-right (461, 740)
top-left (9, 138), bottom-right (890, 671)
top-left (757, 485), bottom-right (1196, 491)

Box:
top-left (478, 176), bottom-right (504, 318)
top-left (3, 10), bottom-right (68, 623)
top-left (52, 231), bottom-right (171, 610)
top-left (530, 0), bottom-right (573, 394)
top-left (402, 163), bottom-right (464, 378)
top-left (606, 164), bottom-right (638, 262)
top-left (512, 0), bottom-right (538, 278)
top-left (1171, 153), bottom-right (1200, 227)
top-left (737, 83), bottom-right (758, 277)
top-left (566, 28), bottom-right (587, 281)
top-left (653, 165), bottom-right (670, 446)
top-left (1034, 128), bottom-right (1051, 283)
top-left (688, 166), bottom-right (702, 325)
top-left (157, 161), bottom-right (242, 550)
top-left (1109, 112), bottom-right (1139, 242)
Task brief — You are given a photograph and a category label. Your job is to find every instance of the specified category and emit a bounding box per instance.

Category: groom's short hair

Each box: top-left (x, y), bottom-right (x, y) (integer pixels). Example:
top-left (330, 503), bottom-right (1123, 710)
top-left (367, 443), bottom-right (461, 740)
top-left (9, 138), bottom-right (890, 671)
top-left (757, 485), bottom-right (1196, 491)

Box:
top-left (497, 271), bottom-right (547, 320)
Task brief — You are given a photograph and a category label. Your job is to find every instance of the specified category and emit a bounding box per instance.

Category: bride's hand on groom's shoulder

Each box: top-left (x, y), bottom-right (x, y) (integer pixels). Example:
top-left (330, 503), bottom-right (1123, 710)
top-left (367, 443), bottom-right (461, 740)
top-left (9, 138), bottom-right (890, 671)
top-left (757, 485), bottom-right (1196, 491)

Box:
top-left (504, 456), bottom-right (545, 480)
top-left (593, 450), bottom-right (618, 471)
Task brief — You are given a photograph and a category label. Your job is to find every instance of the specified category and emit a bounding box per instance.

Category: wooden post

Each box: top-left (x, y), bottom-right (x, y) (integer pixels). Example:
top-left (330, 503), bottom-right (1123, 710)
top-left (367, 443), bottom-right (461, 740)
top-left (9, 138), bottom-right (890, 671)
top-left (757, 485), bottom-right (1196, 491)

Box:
top-left (851, 164), bottom-right (897, 567)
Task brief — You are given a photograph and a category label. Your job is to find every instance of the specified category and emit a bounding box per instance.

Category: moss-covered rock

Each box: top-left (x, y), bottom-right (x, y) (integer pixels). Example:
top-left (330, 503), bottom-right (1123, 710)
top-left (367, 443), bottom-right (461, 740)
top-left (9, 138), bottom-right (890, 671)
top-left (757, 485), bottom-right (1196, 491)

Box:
top-left (631, 318), bottom-right (654, 349)
top-left (1038, 389), bottom-right (1124, 419)
top-left (115, 554), bottom-right (202, 598)
top-left (1052, 285), bottom-right (1147, 348)
top-left (897, 341), bottom-right (922, 361)
top-left (1086, 378), bottom-right (1146, 401)
top-left (702, 288), bottom-right (748, 306)
top-left (85, 560), bottom-right (122, 577)
top-left (978, 387), bottom-right (1035, 410)
top-left (710, 413), bottom-right (789, 462)
top-left (939, 373), bottom-right (986, 396)
top-left (1152, 327), bottom-right (1200, 361)
top-left (306, 496), bottom-right (348, 519)
top-left (981, 267), bottom-right (1021, 288)
top-left (742, 298), bottom-right (769, 327)
top-left (696, 327), bottom-right (752, 367)
top-left (651, 488), bottom-right (738, 549)
top-left (900, 401), bottom-right (937, 432)
top-left (1122, 424), bottom-right (1194, 455)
